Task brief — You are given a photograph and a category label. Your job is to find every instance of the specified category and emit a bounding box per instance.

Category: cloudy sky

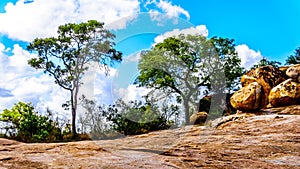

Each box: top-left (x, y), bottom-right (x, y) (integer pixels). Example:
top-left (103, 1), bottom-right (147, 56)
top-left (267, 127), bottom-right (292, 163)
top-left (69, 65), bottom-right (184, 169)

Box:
top-left (0, 0), bottom-right (300, 114)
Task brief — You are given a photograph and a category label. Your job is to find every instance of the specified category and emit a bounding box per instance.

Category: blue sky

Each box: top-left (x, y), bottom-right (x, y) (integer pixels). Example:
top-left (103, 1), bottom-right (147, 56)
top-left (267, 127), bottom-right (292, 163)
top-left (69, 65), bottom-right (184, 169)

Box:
top-left (1, 0), bottom-right (300, 62)
top-left (172, 0), bottom-right (300, 63)
top-left (0, 0), bottom-right (300, 113)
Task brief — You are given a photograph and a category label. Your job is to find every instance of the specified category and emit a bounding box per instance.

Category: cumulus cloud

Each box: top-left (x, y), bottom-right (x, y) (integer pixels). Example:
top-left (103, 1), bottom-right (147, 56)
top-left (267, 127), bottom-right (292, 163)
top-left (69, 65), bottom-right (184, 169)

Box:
top-left (115, 84), bottom-right (150, 103)
top-left (145, 0), bottom-right (190, 20)
top-left (154, 25), bottom-right (208, 44)
top-left (0, 43), bottom-right (68, 114)
top-left (0, 0), bottom-right (140, 42)
top-left (235, 44), bottom-right (263, 69)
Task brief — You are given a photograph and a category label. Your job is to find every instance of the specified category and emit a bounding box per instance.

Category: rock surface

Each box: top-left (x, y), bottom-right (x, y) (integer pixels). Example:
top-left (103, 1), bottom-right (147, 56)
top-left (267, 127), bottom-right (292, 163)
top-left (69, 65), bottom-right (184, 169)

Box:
top-left (0, 105), bottom-right (300, 169)
top-left (230, 82), bottom-right (262, 111)
top-left (269, 79), bottom-right (300, 107)
top-left (240, 66), bottom-right (287, 108)
top-left (231, 65), bottom-right (300, 111)
top-left (286, 64), bottom-right (300, 82)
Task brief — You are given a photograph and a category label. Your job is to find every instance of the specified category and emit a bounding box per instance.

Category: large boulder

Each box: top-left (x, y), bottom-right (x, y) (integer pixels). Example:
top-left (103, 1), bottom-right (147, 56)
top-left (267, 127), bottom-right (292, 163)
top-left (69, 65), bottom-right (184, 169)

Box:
top-left (240, 66), bottom-right (287, 108)
top-left (268, 79), bottom-right (300, 107)
top-left (230, 82), bottom-right (262, 111)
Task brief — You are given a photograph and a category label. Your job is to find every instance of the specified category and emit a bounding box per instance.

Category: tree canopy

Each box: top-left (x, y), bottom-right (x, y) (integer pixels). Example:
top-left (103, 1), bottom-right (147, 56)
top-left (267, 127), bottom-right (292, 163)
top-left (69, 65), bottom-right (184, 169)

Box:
top-left (27, 20), bottom-right (122, 137)
top-left (285, 47), bottom-right (300, 65)
top-left (251, 57), bottom-right (281, 69)
top-left (137, 34), bottom-right (242, 125)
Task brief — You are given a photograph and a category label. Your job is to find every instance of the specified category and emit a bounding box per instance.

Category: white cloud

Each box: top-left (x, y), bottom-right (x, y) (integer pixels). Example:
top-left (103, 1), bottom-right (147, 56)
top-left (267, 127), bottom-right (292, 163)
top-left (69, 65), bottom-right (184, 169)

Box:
top-left (154, 25), bottom-right (208, 44)
top-left (124, 51), bottom-right (142, 63)
top-left (145, 0), bottom-right (190, 20)
top-left (0, 43), bottom-right (68, 114)
top-left (235, 44), bottom-right (263, 69)
top-left (115, 84), bottom-right (150, 103)
top-left (0, 0), bottom-right (140, 42)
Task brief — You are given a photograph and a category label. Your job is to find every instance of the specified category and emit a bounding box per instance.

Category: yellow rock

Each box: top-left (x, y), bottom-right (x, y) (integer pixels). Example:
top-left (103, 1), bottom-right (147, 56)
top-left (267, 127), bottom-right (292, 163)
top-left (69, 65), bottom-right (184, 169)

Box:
top-left (268, 79), bottom-right (300, 107)
top-left (240, 66), bottom-right (286, 108)
top-left (230, 82), bottom-right (262, 111)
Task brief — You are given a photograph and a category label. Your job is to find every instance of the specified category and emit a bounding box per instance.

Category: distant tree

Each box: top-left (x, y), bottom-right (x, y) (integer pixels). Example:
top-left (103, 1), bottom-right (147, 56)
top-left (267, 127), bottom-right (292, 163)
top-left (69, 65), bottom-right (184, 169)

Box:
top-left (251, 57), bottom-right (281, 69)
top-left (285, 47), bottom-right (300, 65)
top-left (78, 98), bottom-right (109, 139)
top-left (137, 34), bottom-right (242, 125)
top-left (27, 20), bottom-right (122, 138)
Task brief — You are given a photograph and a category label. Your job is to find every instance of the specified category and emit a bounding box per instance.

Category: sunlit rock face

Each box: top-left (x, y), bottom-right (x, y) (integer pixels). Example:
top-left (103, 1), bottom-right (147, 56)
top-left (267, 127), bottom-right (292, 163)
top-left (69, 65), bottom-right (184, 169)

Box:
top-left (230, 65), bottom-right (300, 111)
top-left (269, 79), bottom-right (300, 107)
top-left (240, 65), bottom-right (287, 109)
top-left (230, 82), bottom-right (262, 111)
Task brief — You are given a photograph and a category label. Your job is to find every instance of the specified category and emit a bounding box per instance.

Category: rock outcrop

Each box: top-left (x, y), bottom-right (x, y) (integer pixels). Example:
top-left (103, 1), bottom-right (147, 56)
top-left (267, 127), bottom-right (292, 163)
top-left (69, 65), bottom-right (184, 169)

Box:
top-left (230, 82), bottom-right (262, 111)
top-left (0, 105), bottom-right (300, 168)
top-left (231, 65), bottom-right (300, 111)
top-left (269, 79), bottom-right (300, 107)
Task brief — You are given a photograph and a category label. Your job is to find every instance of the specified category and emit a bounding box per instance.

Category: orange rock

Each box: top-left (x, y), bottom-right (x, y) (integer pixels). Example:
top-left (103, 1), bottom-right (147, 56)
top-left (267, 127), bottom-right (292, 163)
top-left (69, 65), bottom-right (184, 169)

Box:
top-left (230, 82), bottom-right (262, 111)
top-left (241, 66), bottom-right (286, 108)
top-left (268, 79), bottom-right (300, 107)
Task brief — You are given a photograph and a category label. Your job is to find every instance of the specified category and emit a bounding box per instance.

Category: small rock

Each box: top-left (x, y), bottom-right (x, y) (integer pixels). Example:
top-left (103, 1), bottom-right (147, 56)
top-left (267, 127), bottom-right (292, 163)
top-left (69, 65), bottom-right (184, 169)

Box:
top-left (285, 65), bottom-right (300, 83)
top-left (190, 112), bottom-right (208, 125)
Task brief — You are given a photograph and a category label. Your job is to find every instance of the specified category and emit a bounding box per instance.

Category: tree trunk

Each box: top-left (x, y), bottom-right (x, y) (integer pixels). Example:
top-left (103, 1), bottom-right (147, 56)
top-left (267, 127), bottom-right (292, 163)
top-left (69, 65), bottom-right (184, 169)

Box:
top-left (71, 107), bottom-right (77, 138)
top-left (183, 99), bottom-right (190, 125)
top-left (70, 90), bottom-right (77, 138)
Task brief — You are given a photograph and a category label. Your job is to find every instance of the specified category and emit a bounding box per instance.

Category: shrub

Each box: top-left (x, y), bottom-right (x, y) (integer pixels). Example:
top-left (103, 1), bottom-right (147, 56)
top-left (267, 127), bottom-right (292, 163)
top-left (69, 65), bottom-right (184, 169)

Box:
top-left (0, 102), bottom-right (61, 143)
top-left (105, 100), bottom-right (171, 135)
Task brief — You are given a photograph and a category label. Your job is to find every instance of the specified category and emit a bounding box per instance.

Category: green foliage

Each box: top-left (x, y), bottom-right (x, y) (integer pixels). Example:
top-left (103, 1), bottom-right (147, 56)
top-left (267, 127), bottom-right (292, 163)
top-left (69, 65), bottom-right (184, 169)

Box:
top-left (27, 20), bottom-right (122, 137)
top-left (210, 37), bottom-right (244, 92)
top-left (0, 102), bottom-right (61, 142)
top-left (137, 34), bottom-right (242, 124)
top-left (105, 100), bottom-right (173, 135)
top-left (285, 47), bottom-right (300, 65)
top-left (251, 57), bottom-right (281, 69)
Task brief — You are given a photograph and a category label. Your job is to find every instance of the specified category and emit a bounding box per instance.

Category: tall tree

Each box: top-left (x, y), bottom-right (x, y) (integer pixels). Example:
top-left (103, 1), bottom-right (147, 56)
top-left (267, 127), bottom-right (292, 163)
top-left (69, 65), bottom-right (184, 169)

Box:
top-left (285, 47), bottom-right (300, 65)
top-left (137, 34), bottom-right (242, 125)
top-left (27, 20), bottom-right (122, 137)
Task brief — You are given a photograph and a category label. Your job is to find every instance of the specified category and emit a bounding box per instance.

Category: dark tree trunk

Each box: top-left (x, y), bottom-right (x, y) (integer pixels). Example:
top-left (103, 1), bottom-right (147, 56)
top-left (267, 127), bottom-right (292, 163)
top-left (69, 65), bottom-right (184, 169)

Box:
top-left (71, 107), bottom-right (77, 138)
top-left (183, 99), bottom-right (190, 125)
top-left (70, 90), bottom-right (77, 138)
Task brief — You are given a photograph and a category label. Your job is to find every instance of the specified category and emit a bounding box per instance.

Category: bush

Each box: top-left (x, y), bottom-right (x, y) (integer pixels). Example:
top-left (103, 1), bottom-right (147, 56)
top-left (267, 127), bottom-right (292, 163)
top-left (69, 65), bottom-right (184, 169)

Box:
top-left (105, 100), bottom-right (171, 135)
top-left (0, 102), bottom-right (62, 143)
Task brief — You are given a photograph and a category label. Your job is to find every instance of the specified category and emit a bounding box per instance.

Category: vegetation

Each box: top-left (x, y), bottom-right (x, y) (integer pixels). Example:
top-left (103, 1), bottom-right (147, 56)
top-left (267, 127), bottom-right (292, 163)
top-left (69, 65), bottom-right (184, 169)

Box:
top-left (0, 102), bottom-right (61, 142)
top-left (137, 34), bottom-right (242, 124)
top-left (3, 19), bottom-right (298, 143)
top-left (285, 47), bottom-right (300, 65)
top-left (27, 20), bottom-right (122, 138)
top-left (251, 57), bottom-right (281, 69)
top-left (104, 99), bottom-right (177, 135)
top-left (78, 99), bottom-right (178, 137)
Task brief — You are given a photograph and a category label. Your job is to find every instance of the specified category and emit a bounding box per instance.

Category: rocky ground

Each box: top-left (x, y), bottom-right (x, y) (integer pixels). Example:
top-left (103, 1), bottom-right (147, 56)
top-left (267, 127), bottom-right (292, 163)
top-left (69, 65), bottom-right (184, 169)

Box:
top-left (0, 105), bottom-right (300, 169)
